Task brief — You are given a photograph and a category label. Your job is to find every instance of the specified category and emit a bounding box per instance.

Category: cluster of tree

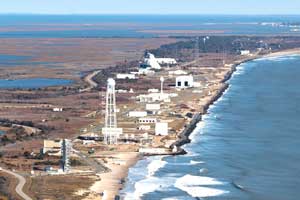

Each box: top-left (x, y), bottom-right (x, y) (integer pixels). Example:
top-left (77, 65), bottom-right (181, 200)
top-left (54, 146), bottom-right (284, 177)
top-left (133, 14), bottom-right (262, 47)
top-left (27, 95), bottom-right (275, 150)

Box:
top-left (149, 36), bottom-right (300, 62)
top-left (92, 60), bottom-right (139, 89)
top-left (0, 118), bottom-right (54, 132)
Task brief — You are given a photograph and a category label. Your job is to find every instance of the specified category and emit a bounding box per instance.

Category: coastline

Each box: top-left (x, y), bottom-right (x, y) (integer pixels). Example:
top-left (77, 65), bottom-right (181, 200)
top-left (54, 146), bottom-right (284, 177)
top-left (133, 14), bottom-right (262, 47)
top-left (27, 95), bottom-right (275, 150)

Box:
top-left (116, 48), bottom-right (300, 199)
top-left (78, 48), bottom-right (300, 200)
top-left (174, 48), bottom-right (300, 150)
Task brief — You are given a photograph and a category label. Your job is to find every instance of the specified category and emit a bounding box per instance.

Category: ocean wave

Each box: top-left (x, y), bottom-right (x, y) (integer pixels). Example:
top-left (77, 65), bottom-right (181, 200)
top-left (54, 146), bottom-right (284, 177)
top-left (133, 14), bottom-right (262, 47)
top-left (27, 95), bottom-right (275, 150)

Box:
top-left (123, 157), bottom-right (169, 200)
top-left (174, 174), bottom-right (229, 198)
top-left (161, 197), bottom-right (186, 200)
top-left (126, 176), bottom-right (174, 200)
top-left (147, 158), bottom-right (167, 177)
top-left (190, 160), bottom-right (205, 165)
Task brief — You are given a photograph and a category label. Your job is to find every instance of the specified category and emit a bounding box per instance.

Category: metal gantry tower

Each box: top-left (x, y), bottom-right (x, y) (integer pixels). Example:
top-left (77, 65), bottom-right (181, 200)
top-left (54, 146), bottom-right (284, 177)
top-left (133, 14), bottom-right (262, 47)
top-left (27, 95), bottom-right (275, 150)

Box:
top-left (61, 139), bottom-right (71, 173)
top-left (160, 76), bottom-right (164, 95)
top-left (103, 78), bottom-right (120, 144)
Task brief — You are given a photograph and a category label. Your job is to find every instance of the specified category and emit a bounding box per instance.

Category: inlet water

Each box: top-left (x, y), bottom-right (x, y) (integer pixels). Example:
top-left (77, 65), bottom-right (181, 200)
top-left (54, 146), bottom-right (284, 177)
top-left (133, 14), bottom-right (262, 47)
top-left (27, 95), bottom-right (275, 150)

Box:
top-left (121, 54), bottom-right (300, 200)
top-left (0, 78), bottom-right (72, 89)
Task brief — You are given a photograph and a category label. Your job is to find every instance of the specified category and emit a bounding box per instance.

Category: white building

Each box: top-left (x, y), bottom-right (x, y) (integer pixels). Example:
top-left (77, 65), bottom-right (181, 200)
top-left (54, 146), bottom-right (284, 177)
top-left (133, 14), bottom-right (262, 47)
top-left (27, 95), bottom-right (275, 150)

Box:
top-left (140, 53), bottom-right (177, 70)
top-left (137, 68), bottom-right (155, 75)
top-left (53, 107), bottom-right (63, 112)
top-left (156, 58), bottom-right (177, 65)
top-left (155, 122), bottom-right (168, 136)
top-left (148, 88), bottom-right (159, 93)
top-left (137, 93), bottom-right (170, 103)
top-left (116, 73), bottom-right (136, 80)
top-left (137, 92), bottom-right (178, 103)
top-left (176, 75), bottom-right (194, 89)
top-left (146, 103), bottom-right (161, 115)
top-left (128, 111), bottom-right (148, 117)
top-left (240, 50), bottom-right (251, 55)
top-left (43, 139), bottom-right (62, 156)
top-left (138, 125), bottom-right (151, 131)
top-left (146, 104), bottom-right (160, 111)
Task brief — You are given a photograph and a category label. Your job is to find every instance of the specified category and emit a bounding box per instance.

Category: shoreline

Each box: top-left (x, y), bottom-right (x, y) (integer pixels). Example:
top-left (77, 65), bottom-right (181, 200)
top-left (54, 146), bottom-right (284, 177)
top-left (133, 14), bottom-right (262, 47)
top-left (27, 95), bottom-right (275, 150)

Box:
top-left (174, 48), bottom-right (300, 150)
top-left (114, 48), bottom-right (300, 199)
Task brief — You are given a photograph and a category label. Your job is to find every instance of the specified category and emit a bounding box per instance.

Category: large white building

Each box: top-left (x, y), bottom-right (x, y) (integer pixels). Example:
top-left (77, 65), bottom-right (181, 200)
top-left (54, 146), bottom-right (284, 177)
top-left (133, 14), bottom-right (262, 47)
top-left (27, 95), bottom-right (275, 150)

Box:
top-left (140, 53), bottom-right (177, 70)
top-left (155, 122), bottom-right (168, 136)
top-left (176, 75), bottom-right (194, 89)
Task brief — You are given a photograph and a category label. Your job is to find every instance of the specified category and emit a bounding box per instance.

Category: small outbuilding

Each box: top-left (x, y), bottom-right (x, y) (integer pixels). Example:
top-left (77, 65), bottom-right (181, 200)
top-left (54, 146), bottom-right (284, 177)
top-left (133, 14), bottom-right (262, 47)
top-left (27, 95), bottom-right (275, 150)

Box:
top-left (116, 73), bottom-right (136, 80)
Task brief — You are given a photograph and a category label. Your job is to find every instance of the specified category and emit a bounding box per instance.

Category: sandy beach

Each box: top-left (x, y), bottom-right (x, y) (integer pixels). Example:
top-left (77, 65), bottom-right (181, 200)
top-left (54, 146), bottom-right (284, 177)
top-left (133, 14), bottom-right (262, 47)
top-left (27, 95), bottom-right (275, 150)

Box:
top-left (262, 48), bottom-right (300, 57)
top-left (83, 152), bottom-right (140, 200)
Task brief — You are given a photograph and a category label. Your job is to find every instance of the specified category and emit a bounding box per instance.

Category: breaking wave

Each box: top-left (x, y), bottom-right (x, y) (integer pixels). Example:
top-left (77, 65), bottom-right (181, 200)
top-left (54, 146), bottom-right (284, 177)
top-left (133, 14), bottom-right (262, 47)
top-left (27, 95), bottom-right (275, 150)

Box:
top-left (174, 174), bottom-right (229, 198)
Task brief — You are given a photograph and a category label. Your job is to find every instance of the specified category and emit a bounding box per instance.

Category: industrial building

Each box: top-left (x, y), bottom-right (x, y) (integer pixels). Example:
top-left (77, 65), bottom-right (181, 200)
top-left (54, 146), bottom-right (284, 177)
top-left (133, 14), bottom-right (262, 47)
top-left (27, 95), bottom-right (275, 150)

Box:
top-left (137, 93), bottom-right (171, 103)
top-left (140, 53), bottom-right (177, 70)
top-left (155, 122), bottom-right (168, 136)
top-left (176, 75), bottom-right (194, 89)
top-left (146, 103), bottom-right (161, 115)
top-left (240, 50), bottom-right (251, 55)
top-left (137, 76), bottom-right (177, 102)
top-left (43, 139), bottom-right (62, 156)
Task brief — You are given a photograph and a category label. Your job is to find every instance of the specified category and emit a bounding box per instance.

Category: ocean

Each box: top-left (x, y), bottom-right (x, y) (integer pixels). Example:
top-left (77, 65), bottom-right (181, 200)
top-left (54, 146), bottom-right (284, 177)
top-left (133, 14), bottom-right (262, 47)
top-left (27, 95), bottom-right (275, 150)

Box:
top-left (121, 54), bottom-right (300, 200)
top-left (0, 78), bottom-right (72, 89)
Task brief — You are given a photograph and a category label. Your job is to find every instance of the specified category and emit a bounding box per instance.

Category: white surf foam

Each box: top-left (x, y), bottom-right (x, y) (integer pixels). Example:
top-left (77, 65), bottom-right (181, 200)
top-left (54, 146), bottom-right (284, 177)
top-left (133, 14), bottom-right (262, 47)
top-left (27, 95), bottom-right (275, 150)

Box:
top-left (147, 158), bottom-right (167, 177)
top-left (176, 174), bottom-right (224, 186)
top-left (123, 157), bottom-right (169, 200)
top-left (199, 168), bottom-right (209, 174)
top-left (174, 174), bottom-right (229, 198)
top-left (190, 160), bottom-right (205, 165)
top-left (177, 186), bottom-right (228, 198)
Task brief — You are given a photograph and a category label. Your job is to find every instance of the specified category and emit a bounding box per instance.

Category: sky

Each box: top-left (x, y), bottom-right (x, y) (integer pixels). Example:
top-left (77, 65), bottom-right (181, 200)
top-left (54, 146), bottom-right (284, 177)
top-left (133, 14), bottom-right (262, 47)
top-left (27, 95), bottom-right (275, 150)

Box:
top-left (0, 0), bottom-right (300, 15)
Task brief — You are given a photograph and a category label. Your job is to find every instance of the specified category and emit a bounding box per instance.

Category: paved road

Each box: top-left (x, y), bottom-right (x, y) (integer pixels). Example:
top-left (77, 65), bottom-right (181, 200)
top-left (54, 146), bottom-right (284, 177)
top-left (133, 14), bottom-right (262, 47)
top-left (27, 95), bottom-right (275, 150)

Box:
top-left (80, 70), bottom-right (101, 92)
top-left (1, 168), bottom-right (33, 200)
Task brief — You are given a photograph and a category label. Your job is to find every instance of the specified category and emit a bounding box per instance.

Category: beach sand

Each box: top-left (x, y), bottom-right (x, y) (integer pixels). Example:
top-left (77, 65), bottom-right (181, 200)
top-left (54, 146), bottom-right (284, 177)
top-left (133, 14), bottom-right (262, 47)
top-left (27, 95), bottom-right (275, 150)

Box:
top-left (84, 152), bottom-right (140, 200)
top-left (263, 48), bottom-right (300, 57)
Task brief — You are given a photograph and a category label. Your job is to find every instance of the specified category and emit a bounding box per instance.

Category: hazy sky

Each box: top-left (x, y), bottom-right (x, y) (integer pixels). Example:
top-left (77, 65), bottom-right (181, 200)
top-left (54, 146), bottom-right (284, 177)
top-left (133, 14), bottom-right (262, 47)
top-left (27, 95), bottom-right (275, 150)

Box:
top-left (1, 0), bottom-right (300, 15)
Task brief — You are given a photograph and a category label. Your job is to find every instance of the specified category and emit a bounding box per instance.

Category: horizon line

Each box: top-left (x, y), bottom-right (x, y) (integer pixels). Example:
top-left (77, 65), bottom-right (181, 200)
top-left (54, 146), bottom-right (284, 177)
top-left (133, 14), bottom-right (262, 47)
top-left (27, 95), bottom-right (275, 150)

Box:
top-left (0, 13), bottom-right (300, 16)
